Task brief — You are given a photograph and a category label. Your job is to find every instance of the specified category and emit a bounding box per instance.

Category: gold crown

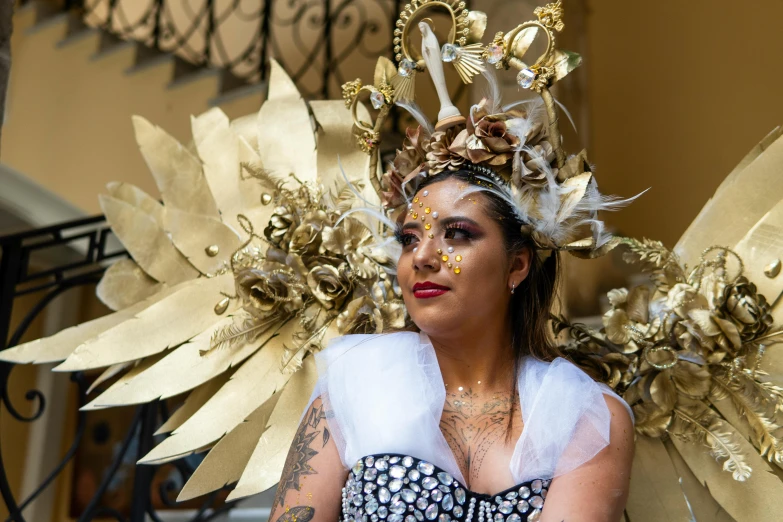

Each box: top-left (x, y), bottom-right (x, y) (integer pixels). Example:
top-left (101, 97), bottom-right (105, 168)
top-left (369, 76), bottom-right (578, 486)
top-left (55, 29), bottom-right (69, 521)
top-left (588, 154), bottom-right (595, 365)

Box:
top-left (341, 1), bottom-right (632, 256)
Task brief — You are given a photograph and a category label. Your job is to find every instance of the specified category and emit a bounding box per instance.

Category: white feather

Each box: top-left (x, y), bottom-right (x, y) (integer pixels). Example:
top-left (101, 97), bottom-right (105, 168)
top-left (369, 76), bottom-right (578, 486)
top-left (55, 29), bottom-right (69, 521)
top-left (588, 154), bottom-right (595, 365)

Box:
top-left (481, 67), bottom-right (502, 114)
top-left (394, 100), bottom-right (435, 136)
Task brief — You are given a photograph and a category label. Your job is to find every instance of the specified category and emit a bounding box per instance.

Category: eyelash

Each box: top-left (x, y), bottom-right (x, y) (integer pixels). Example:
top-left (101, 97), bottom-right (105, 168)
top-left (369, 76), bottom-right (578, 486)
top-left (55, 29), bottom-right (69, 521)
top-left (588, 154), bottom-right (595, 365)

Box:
top-left (444, 223), bottom-right (474, 240)
top-left (394, 223), bottom-right (474, 247)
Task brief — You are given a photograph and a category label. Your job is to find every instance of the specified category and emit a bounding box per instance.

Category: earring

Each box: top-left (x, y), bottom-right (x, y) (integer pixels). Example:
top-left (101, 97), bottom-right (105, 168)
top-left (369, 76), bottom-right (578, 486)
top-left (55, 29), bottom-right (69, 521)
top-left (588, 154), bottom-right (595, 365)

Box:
top-left (511, 282), bottom-right (515, 294)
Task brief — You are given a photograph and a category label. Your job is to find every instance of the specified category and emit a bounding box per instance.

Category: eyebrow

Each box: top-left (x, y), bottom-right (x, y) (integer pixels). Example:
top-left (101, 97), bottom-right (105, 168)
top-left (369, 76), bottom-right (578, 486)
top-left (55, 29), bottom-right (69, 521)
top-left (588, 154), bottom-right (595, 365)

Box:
top-left (401, 215), bottom-right (481, 231)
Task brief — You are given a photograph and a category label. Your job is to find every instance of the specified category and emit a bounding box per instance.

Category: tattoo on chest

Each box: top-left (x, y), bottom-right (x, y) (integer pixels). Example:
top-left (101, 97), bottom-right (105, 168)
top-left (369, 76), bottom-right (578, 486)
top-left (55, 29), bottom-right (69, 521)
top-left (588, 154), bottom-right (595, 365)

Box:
top-left (272, 402), bottom-right (327, 509)
top-left (439, 388), bottom-right (515, 482)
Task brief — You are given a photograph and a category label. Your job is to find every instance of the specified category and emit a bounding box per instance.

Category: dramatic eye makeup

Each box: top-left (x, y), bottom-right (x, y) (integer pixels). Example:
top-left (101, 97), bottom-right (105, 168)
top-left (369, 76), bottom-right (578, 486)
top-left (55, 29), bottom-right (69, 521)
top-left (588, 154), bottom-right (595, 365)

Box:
top-left (397, 206), bottom-right (479, 275)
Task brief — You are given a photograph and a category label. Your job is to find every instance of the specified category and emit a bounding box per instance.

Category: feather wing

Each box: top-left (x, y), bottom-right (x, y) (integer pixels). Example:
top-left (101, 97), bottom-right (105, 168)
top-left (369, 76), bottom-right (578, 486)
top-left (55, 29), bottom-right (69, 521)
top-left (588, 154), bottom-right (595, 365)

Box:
top-left (82, 315), bottom-right (283, 407)
top-left (155, 371), bottom-right (234, 436)
top-left (54, 274), bottom-right (236, 371)
top-left (137, 319), bottom-right (300, 464)
top-left (106, 182), bottom-right (164, 225)
top-left (162, 208), bottom-right (243, 275)
top-left (177, 392), bottom-right (282, 501)
top-left (131, 115), bottom-right (220, 218)
top-left (675, 128), bottom-right (783, 269)
top-left (96, 258), bottom-right (163, 311)
top-left (100, 194), bottom-right (199, 285)
top-left (256, 60), bottom-right (317, 188)
top-left (228, 355), bottom-right (318, 500)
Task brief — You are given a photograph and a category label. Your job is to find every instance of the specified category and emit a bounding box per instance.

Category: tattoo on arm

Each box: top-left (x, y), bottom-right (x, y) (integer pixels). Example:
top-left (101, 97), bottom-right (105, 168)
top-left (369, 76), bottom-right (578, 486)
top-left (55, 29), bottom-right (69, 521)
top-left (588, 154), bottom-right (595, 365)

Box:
top-left (272, 403), bottom-right (327, 509)
top-left (273, 505), bottom-right (316, 522)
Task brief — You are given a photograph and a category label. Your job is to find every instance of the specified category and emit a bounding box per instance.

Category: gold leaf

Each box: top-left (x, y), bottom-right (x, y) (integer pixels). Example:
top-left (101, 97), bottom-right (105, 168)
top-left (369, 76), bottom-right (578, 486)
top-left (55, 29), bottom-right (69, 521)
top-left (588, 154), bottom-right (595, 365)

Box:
top-left (131, 115), bottom-right (220, 218)
top-left (625, 436), bottom-right (695, 522)
top-left (55, 275), bottom-right (236, 371)
top-left (96, 258), bottom-right (163, 312)
top-left (373, 56), bottom-right (397, 87)
top-left (713, 316), bottom-right (742, 349)
top-left (607, 287), bottom-right (628, 307)
top-left (651, 371), bottom-right (677, 411)
top-left (228, 355), bottom-right (319, 500)
top-left (177, 392), bottom-right (282, 501)
top-left (0, 283), bottom-right (180, 364)
top-left (163, 208), bottom-right (243, 275)
top-left (687, 309), bottom-right (721, 336)
top-left (155, 371), bottom-right (234, 436)
top-left (670, 401), bottom-right (752, 481)
top-left (257, 60), bottom-right (318, 189)
top-left (106, 181), bottom-right (164, 225)
top-left (549, 49), bottom-right (582, 83)
top-left (86, 362), bottom-right (132, 395)
top-left (100, 194), bottom-right (199, 285)
top-left (191, 107), bottom-right (247, 223)
top-left (137, 319), bottom-right (300, 464)
top-left (603, 308), bottom-right (632, 345)
top-left (670, 426), bottom-right (783, 522)
top-left (84, 314), bottom-right (282, 407)
top-left (711, 372), bottom-right (783, 465)
top-left (626, 285), bottom-right (651, 324)
top-left (634, 401), bottom-right (673, 438)
top-left (671, 361), bottom-right (712, 399)
top-left (310, 100), bottom-right (374, 204)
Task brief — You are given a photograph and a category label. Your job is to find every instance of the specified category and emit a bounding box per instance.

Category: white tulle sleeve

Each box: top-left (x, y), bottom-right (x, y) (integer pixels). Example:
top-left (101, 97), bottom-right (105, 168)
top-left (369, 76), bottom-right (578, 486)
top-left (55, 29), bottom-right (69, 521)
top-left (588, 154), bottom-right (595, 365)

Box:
top-left (306, 332), bottom-right (633, 485)
top-left (510, 357), bottom-right (634, 484)
top-left (307, 332), bottom-right (460, 479)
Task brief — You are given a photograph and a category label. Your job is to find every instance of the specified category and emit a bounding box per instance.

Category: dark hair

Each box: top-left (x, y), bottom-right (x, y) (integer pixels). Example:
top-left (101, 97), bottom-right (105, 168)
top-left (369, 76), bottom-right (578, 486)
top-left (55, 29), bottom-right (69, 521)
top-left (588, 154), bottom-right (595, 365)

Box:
top-left (396, 169), bottom-right (562, 431)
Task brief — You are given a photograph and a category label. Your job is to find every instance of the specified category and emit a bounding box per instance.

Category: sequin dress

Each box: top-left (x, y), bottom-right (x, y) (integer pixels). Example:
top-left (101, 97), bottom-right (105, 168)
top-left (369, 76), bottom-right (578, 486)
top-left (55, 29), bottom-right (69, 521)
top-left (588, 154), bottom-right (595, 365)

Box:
top-left (341, 455), bottom-right (548, 522)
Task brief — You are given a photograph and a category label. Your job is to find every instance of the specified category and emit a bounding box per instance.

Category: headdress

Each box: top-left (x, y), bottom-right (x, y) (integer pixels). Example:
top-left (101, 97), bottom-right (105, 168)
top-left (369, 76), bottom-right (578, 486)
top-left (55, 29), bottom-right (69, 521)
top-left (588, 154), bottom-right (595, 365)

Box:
top-left (3, 2), bottom-right (783, 521)
top-left (341, 0), bottom-right (636, 256)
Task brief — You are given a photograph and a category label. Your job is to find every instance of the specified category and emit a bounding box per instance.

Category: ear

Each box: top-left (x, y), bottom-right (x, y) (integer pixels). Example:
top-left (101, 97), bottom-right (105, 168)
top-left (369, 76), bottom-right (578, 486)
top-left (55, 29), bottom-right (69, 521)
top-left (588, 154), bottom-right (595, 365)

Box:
top-left (508, 247), bottom-right (532, 289)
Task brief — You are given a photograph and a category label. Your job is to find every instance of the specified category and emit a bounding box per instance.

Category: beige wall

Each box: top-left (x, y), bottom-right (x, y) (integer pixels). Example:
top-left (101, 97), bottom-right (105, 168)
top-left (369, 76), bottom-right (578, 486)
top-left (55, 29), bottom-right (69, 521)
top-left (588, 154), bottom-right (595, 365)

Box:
top-left (585, 0), bottom-right (783, 247)
top-left (2, 6), bottom-right (262, 214)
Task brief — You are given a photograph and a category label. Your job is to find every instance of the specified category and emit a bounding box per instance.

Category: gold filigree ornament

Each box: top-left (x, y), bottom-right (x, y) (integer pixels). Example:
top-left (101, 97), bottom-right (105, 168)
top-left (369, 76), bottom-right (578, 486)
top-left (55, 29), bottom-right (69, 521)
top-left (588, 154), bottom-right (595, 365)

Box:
top-left (392, 0), bottom-right (487, 100)
top-left (342, 57), bottom-right (398, 196)
top-left (483, 0), bottom-right (581, 168)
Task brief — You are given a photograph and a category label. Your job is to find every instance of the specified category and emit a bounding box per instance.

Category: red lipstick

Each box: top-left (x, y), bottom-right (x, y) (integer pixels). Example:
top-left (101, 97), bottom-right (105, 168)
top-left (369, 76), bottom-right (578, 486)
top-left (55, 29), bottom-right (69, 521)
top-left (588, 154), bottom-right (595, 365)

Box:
top-left (412, 281), bottom-right (450, 299)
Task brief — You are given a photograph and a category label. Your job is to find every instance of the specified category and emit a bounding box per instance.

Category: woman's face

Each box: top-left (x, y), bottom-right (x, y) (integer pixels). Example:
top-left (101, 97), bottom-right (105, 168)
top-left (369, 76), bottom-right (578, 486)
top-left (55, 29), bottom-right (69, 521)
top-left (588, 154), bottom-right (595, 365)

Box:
top-left (396, 177), bottom-right (529, 339)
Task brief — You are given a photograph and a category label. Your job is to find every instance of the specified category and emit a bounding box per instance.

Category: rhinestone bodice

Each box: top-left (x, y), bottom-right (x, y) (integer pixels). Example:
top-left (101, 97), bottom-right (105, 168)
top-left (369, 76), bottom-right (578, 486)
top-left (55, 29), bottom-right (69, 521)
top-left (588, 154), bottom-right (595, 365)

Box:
top-left (341, 454), bottom-right (549, 522)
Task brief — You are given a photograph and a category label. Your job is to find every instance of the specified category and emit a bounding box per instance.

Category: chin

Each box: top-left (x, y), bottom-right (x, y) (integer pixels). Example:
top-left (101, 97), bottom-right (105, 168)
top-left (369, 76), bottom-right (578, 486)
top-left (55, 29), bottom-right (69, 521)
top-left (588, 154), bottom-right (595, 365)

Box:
top-left (407, 307), bottom-right (465, 338)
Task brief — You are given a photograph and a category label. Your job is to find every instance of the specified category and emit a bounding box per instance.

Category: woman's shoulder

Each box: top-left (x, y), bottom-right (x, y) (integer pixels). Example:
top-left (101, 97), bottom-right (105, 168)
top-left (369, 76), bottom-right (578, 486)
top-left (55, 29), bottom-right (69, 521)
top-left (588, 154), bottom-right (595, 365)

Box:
top-left (519, 356), bottom-right (634, 423)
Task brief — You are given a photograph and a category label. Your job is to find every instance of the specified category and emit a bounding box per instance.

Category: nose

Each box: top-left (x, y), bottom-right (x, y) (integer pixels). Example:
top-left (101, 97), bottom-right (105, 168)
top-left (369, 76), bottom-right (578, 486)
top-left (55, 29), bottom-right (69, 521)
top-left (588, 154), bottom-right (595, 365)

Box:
top-left (412, 236), bottom-right (441, 272)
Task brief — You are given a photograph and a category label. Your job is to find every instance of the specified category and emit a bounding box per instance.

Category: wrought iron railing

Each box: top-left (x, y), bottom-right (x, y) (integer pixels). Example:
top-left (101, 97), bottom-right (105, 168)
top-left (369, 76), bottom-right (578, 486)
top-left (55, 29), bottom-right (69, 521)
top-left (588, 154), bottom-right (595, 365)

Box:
top-left (0, 217), bottom-right (241, 521)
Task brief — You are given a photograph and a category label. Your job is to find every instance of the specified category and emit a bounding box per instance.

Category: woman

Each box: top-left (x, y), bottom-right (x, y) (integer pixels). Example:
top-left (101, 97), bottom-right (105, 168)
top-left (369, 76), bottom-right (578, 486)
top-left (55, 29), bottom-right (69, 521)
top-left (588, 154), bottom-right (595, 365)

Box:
top-left (268, 165), bottom-right (635, 522)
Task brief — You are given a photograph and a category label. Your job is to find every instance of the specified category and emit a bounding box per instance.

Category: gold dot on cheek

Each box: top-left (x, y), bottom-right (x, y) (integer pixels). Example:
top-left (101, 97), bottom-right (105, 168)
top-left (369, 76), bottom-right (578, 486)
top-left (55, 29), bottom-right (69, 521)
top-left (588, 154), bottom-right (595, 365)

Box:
top-left (441, 255), bottom-right (449, 262)
top-left (437, 249), bottom-right (443, 254)
top-left (419, 202), bottom-right (423, 207)
top-left (421, 216), bottom-right (425, 221)
top-left (454, 267), bottom-right (461, 274)
top-left (413, 196), bottom-right (419, 203)
top-left (424, 223), bottom-right (431, 230)
top-left (412, 212), bottom-right (418, 219)
top-left (455, 255), bottom-right (462, 262)
top-left (428, 233), bottom-right (434, 239)
top-left (447, 262), bottom-right (453, 268)
top-left (424, 207), bottom-right (431, 214)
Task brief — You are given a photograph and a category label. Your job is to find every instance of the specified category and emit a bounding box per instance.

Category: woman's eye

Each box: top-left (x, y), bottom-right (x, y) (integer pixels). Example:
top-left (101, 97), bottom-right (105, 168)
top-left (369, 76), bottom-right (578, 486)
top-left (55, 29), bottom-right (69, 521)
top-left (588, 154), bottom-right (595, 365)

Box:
top-left (400, 233), bottom-right (418, 247)
top-left (444, 227), bottom-right (471, 240)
